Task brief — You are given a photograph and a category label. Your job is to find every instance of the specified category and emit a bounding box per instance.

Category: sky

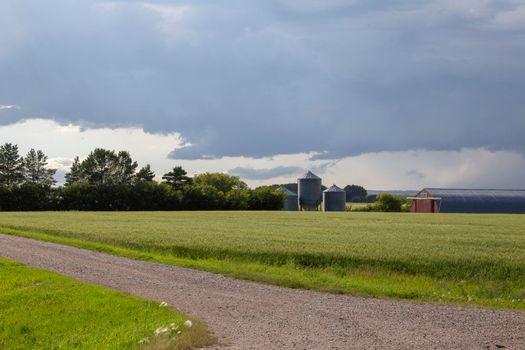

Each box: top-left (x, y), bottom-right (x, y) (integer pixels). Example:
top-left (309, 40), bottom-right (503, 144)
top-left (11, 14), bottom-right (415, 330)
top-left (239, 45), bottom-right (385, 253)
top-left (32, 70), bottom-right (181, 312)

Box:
top-left (1, 0), bottom-right (525, 189)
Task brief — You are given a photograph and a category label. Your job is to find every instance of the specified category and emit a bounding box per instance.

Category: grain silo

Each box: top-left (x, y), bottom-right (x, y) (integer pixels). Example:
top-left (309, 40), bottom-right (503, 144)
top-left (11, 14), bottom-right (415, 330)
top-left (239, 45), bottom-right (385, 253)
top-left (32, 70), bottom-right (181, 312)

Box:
top-left (279, 186), bottom-right (299, 211)
top-left (298, 171), bottom-right (322, 211)
top-left (323, 185), bottom-right (346, 211)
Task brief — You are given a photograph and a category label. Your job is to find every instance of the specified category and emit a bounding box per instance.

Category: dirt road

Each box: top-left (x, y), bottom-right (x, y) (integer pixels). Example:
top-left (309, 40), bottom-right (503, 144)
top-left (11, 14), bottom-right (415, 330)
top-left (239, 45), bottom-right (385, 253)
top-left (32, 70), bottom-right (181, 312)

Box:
top-left (0, 234), bottom-right (523, 349)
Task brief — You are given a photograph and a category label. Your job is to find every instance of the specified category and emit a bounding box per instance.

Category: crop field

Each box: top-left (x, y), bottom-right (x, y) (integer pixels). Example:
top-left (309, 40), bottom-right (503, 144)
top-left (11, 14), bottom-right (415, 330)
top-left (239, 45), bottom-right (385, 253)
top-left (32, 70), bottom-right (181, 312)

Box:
top-left (0, 257), bottom-right (213, 350)
top-left (1, 211), bottom-right (524, 310)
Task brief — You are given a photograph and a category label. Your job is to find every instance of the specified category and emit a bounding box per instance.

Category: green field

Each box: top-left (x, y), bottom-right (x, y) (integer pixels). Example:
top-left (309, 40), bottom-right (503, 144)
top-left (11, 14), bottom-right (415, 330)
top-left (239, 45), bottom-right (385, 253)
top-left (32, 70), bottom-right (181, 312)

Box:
top-left (1, 211), bottom-right (524, 310)
top-left (0, 257), bottom-right (214, 350)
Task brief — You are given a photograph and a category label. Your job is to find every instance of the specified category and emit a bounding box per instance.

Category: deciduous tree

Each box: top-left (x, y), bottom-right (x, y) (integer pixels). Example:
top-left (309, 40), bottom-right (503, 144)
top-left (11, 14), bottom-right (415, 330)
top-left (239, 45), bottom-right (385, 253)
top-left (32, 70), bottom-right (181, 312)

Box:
top-left (344, 184), bottom-right (367, 202)
top-left (192, 172), bottom-right (247, 193)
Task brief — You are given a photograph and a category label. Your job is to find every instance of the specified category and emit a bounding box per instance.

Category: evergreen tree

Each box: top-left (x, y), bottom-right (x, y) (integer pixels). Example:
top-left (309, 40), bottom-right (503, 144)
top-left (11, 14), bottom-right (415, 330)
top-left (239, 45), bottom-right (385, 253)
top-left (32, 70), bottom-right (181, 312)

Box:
top-left (162, 166), bottom-right (192, 190)
top-left (65, 156), bottom-right (85, 185)
top-left (23, 148), bottom-right (57, 187)
top-left (0, 143), bottom-right (24, 186)
top-left (136, 164), bottom-right (155, 182)
top-left (66, 149), bottom-right (138, 186)
top-left (81, 148), bottom-right (117, 186)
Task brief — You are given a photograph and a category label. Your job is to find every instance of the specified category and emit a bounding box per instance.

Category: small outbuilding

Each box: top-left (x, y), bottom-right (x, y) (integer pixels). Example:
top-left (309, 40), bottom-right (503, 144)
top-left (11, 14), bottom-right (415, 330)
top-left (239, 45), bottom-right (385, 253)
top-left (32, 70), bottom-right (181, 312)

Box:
top-left (279, 186), bottom-right (299, 211)
top-left (410, 188), bottom-right (525, 214)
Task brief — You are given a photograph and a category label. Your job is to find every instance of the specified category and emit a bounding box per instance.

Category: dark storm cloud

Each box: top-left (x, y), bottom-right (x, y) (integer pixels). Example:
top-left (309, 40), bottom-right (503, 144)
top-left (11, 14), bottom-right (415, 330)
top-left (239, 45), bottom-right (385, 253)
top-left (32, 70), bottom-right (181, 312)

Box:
top-left (229, 166), bottom-right (304, 180)
top-left (1, 0), bottom-right (525, 159)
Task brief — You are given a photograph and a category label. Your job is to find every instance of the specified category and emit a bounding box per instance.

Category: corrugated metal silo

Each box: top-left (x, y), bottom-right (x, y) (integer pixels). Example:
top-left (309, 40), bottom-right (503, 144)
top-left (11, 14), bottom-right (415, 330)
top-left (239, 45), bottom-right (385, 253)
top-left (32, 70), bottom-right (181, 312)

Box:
top-left (298, 171), bottom-right (322, 211)
top-left (323, 185), bottom-right (346, 211)
top-left (279, 186), bottom-right (299, 211)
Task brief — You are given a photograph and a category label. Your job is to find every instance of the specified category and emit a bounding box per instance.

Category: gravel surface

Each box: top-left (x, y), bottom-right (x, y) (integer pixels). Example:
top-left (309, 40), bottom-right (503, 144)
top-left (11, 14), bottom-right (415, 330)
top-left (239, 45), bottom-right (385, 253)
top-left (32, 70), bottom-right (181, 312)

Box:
top-left (1, 234), bottom-right (524, 349)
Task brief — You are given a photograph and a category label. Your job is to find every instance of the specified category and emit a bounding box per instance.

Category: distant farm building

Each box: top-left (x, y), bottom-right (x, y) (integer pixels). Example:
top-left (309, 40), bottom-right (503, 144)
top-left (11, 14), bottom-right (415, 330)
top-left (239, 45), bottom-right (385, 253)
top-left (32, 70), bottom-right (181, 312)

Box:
top-left (410, 188), bottom-right (525, 214)
top-left (279, 186), bottom-right (299, 211)
top-left (298, 171), bottom-right (323, 211)
top-left (279, 171), bottom-right (346, 212)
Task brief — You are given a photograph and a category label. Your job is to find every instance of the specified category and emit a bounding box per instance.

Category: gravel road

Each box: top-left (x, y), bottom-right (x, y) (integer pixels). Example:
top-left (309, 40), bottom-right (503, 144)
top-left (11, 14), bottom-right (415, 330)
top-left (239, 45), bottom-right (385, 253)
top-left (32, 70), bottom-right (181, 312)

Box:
top-left (0, 234), bottom-right (524, 349)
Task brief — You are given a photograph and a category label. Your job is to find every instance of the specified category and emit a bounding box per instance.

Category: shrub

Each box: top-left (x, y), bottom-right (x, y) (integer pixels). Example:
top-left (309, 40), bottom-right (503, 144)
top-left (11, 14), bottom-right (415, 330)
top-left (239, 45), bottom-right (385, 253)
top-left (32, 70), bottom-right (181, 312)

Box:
top-left (374, 193), bottom-right (403, 212)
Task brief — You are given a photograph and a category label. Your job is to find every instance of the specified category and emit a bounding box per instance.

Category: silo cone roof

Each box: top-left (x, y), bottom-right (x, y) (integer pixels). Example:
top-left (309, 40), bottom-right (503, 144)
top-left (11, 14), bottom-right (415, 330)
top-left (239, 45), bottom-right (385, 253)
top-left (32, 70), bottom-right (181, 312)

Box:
top-left (300, 171), bottom-right (320, 179)
top-left (324, 184), bottom-right (345, 192)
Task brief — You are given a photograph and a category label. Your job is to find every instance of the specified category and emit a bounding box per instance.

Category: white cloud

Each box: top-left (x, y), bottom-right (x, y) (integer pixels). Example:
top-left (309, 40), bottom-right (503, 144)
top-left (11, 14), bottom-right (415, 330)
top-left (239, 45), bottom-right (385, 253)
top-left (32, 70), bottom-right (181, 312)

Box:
top-left (0, 119), bottom-right (186, 177)
top-left (172, 147), bottom-right (525, 190)
top-left (323, 148), bottom-right (525, 190)
top-left (0, 104), bottom-right (20, 110)
top-left (1, 119), bottom-right (524, 189)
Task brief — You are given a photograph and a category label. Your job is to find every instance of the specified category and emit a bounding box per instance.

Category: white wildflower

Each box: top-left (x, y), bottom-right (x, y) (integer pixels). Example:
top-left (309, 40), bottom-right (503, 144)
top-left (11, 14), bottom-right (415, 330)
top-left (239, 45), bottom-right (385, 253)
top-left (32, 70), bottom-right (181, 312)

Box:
top-left (177, 330), bottom-right (182, 335)
top-left (169, 323), bottom-right (179, 330)
top-left (159, 302), bottom-right (168, 307)
top-left (154, 327), bottom-right (170, 336)
top-left (183, 320), bottom-right (193, 328)
top-left (138, 337), bottom-right (150, 344)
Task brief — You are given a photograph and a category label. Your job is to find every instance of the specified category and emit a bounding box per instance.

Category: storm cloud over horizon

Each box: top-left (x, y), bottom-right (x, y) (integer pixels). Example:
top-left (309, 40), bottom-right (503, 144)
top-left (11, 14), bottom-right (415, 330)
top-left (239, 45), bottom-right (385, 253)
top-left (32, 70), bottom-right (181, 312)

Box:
top-left (1, 0), bottom-right (525, 187)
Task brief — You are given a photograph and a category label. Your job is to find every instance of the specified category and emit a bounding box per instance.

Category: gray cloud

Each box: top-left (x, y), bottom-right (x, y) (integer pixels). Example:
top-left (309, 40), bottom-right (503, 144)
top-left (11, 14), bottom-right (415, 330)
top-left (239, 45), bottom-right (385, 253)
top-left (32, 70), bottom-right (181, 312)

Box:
top-left (53, 169), bottom-right (67, 186)
top-left (1, 0), bottom-right (525, 160)
top-left (406, 169), bottom-right (425, 180)
top-left (229, 166), bottom-right (303, 180)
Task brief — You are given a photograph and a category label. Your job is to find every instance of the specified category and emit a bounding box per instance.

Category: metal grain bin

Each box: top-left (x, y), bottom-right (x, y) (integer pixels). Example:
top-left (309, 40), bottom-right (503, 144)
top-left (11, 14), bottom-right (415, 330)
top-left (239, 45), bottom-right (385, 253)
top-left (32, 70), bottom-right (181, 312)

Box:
top-left (279, 186), bottom-right (299, 211)
top-left (323, 185), bottom-right (346, 211)
top-left (298, 171), bottom-right (322, 211)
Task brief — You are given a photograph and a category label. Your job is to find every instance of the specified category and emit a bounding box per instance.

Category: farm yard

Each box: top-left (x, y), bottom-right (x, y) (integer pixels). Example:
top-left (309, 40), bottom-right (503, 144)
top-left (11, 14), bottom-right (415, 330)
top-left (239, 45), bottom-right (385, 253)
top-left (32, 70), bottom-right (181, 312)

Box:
top-left (1, 211), bottom-right (524, 310)
top-left (0, 257), bottom-right (212, 350)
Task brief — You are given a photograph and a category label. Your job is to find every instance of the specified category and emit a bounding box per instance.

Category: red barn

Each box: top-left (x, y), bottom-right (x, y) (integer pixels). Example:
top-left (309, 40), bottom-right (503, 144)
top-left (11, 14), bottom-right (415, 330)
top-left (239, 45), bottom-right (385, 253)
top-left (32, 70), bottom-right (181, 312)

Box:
top-left (410, 188), bottom-right (525, 214)
top-left (409, 189), bottom-right (440, 213)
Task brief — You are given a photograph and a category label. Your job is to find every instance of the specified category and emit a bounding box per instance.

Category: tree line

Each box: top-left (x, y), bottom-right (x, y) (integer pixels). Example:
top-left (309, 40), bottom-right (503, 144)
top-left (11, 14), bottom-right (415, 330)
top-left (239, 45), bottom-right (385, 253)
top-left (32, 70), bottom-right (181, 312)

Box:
top-left (0, 143), bottom-right (285, 211)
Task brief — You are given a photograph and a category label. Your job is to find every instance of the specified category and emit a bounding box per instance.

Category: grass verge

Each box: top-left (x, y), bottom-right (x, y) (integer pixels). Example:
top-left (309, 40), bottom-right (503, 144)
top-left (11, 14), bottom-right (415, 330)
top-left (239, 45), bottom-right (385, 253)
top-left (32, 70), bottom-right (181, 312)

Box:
top-left (0, 256), bottom-right (215, 350)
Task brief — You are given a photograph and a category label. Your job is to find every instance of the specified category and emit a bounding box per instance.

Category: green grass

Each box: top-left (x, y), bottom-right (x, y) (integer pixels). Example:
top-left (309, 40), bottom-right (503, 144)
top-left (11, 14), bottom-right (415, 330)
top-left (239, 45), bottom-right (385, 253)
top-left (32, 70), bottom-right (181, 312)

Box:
top-left (346, 202), bottom-right (370, 211)
top-left (1, 211), bottom-right (524, 310)
top-left (0, 257), bottom-right (214, 350)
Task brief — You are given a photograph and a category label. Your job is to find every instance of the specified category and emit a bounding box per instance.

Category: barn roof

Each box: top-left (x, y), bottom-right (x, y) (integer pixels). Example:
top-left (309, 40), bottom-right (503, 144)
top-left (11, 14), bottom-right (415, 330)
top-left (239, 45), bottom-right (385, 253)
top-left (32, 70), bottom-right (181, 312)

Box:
top-left (278, 186), bottom-right (298, 197)
top-left (419, 188), bottom-right (525, 213)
